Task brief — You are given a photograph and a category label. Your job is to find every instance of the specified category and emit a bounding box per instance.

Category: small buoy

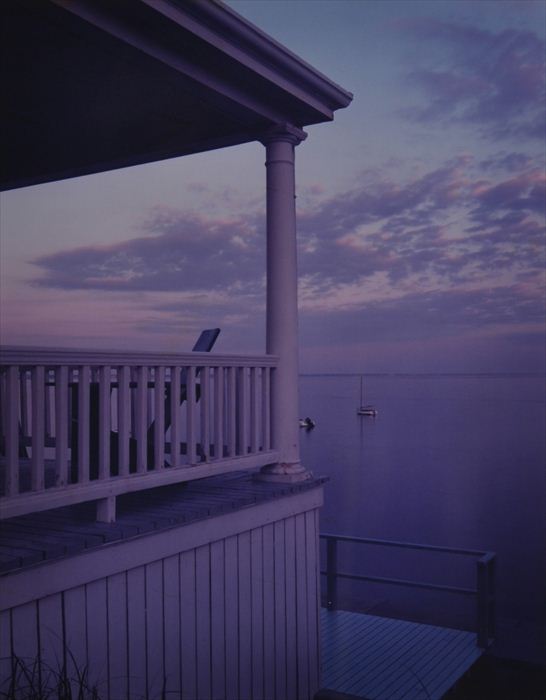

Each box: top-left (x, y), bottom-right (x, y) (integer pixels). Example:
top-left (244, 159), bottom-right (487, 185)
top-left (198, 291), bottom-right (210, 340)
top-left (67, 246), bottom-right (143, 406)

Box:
top-left (299, 417), bottom-right (316, 429)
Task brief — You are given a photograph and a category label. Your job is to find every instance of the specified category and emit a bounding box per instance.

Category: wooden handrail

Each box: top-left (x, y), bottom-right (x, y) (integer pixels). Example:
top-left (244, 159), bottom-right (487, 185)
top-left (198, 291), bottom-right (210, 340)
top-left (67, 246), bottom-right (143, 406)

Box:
top-left (0, 354), bottom-right (278, 521)
top-left (0, 346), bottom-right (278, 367)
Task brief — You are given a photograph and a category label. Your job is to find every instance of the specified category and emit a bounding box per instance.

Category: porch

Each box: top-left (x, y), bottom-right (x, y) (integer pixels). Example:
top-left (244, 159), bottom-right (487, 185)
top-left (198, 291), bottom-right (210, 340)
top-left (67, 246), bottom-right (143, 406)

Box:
top-left (0, 1), bottom-right (352, 698)
top-left (0, 346), bottom-right (278, 521)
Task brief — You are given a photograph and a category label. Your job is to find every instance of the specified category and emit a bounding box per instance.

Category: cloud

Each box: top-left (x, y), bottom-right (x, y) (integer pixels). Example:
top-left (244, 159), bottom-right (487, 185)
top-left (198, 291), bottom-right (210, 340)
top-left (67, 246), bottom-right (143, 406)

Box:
top-left (31, 208), bottom-right (265, 295)
top-left (479, 152), bottom-right (535, 173)
top-left (29, 156), bottom-right (545, 353)
top-left (301, 285), bottom-right (545, 346)
top-left (398, 19), bottom-right (546, 141)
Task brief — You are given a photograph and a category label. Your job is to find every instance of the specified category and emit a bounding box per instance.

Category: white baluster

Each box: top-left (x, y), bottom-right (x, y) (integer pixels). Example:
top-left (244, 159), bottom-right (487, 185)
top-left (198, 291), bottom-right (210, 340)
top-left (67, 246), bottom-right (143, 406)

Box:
top-left (154, 366), bottom-right (165, 470)
top-left (78, 366), bottom-right (90, 483)
top-left (98, 366), bottom-right (111, 480)
top-left (5, 366), bottom-right (20, 496)
top-left (227, 366), bottom-right (236, 457)
top-left (250, 367), bottom-right (258, 454)
top-left (136, 366), bottom-right (148, 473)
top-left (45, 369), bottom-right (54, 443)
top-left (237, 367), bottom-right (249, 456)
top-left (20, 370), bottom-right (29, 443)
top-left (214, 367), bottom-right (224, 461)
top-left (200, 367), bottom-right (210, 462)
top-left (186, 366), bottom-right (197, 464)
top-left (262, 367), bottom-right (271, 451)
top-left (117, 366), bottom-right (131, 476)
top-left (170, 366), bottom-right (181, 468)
top-left (55, 366), bottom-right (68, 486)
top-left (31, 366), bottom-right (45, 491)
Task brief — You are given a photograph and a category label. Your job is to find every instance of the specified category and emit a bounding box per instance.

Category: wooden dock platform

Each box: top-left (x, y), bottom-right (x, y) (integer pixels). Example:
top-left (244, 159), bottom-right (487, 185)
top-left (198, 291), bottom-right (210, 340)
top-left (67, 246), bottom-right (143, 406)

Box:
top-left (321, 608), bottom-right (483, 700)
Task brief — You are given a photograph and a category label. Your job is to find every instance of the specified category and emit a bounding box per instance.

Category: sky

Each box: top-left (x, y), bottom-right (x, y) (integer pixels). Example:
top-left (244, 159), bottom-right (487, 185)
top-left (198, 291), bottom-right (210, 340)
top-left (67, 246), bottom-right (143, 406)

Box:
top-left (1, 0), bottom-right (545, 374)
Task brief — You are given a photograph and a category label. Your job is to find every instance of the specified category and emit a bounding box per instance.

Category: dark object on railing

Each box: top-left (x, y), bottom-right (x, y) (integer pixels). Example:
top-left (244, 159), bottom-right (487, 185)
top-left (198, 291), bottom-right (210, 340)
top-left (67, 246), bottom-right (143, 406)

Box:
top-left (71, 329), bottom-right (221, 474)
top-left (156, 328), bottom-right (220, 429)
top-left (146, 328), bottom-right (220, 461)
top-left (319, 532), bottom-right (496, 649)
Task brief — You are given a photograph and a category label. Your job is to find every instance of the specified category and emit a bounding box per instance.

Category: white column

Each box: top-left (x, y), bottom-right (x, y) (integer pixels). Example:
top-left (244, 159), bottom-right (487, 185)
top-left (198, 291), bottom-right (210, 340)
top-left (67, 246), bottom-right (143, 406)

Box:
top-left (260, 124), bottom-right (312, 482)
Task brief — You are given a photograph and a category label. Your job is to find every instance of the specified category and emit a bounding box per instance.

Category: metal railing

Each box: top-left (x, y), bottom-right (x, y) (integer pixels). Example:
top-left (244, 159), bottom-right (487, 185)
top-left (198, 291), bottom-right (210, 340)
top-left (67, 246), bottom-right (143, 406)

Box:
top-left (320, 532), bottom-right (496, 649)
top-left (0, 347), bottom-right (278, 521)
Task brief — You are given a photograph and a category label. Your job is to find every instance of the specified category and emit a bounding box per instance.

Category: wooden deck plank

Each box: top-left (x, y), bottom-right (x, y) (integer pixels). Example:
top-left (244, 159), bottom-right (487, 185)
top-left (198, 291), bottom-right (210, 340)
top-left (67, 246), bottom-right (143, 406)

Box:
top-left (322, 613), bottom-right (404, 678)
top-left (375, 627), bottom-right (469, 699)
top-left (343, 619), bottom-right (449, 696)
top-left (321, 609), bottom-right (482, 700)
top-left (426, 638), bottom-right (482, 699)
top-left (0, 473), bottom-right (326, 575)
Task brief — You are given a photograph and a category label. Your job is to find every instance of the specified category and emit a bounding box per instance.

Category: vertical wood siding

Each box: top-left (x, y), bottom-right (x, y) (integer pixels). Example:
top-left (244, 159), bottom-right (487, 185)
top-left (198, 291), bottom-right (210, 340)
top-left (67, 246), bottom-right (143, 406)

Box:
top-left (0, 509), bottom-right (321, 700)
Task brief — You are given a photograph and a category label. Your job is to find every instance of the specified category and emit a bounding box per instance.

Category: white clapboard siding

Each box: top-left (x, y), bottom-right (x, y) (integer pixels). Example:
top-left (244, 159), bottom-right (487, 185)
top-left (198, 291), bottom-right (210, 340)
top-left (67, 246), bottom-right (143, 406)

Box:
top-left (38, 594), bottom-right (64, 682)
top-left (107, 572), bottom-right (128, 700)
top-left (0, 494), bottom-right (322, 700)
top-left (86, 579), bottom-right (109, 696)
top-left (163, 554), bottom-right (182, 693)
top-left (127, 566), bottom-right (147, 700)
top-left (63, 586), bottom-right (87, 697)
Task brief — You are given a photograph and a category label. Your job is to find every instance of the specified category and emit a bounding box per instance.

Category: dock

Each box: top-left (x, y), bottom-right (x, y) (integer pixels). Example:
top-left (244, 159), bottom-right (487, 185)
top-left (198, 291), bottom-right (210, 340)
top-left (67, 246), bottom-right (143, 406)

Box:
top-left (321, 608), bottom-right (483, 699)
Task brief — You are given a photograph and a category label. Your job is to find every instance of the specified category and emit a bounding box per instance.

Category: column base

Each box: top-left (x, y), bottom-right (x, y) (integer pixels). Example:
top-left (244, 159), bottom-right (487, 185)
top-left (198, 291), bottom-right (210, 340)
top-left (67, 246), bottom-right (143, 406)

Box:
top-left (256, 462), bottom-right (314, 483)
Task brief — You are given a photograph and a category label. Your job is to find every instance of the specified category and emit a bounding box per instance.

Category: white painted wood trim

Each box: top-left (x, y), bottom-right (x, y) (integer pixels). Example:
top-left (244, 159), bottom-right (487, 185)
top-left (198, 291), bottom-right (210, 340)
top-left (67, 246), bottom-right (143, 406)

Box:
top-left (31, 366), bottom-right (45, 491)
top-left (77, 366), bottom-right (90, 483)
top-left (0, 347), bottom-right (278, 367)
top-left (136, 366), bottom-right (148, 473)
top-left (117, 366), bottom-right (131, 476)
top-left (213, 366), bottom-right (224, 461)
top-left (187, 366), bottom-right (197, 464)
top-left (170, 366), bottom-right (181, 469)
top-left (5, 366), bottom-right (19, 495)
top-left (54, 365), bottom-right (68, 486)
top-left (0, 484), bottom-right (323, 610)
top-left (153, 365), bottom-right (165, 469)
top-left (98, 365), bottom-right (110, 480)
top-left (0, 451), bottom-right (278, 520)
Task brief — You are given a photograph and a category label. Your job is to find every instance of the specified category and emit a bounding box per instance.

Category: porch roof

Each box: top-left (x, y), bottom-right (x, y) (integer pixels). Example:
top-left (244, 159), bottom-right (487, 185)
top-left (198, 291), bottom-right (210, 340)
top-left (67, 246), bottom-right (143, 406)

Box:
top-left (1, 0), bottom-right (353, 191)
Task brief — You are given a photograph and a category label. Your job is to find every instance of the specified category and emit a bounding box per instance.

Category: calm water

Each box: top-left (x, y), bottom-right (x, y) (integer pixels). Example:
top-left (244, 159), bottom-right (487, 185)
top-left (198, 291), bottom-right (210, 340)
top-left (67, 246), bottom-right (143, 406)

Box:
top-left (299, 374), bottom-right (546, 664)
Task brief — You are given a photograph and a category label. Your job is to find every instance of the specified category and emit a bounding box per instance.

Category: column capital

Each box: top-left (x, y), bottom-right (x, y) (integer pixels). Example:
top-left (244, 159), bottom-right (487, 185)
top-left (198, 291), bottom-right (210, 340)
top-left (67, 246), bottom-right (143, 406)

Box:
top-left (260, 123), bottom-right (307, 147)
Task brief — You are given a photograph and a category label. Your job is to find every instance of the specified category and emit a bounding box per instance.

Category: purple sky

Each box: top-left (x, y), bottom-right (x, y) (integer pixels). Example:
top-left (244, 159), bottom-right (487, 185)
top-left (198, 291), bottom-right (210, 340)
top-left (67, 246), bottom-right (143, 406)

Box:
top-left (1, 0), bottom-right (545, 373)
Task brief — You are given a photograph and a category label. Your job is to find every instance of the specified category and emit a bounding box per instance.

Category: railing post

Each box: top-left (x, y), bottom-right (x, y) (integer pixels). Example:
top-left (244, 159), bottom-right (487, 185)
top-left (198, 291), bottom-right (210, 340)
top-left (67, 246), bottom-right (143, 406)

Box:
top-left (477, 552), bottom-right (496, 648)
top-left (5, 366), bottom-right (20, 495)
top-left (96, 495), bottom-right (116, 523)
top-left (326, 537), bottom-right (338, 610)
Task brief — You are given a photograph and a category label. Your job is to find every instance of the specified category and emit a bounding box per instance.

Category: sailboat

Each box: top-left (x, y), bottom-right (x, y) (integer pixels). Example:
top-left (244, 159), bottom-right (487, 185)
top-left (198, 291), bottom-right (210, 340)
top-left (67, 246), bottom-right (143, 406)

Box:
top-left (357, 375), bottom-right (377, 416)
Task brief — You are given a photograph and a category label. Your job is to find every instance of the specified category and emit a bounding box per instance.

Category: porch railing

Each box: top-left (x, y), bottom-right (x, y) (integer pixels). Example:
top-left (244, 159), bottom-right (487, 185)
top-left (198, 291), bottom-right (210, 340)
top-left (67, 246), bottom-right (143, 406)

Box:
top-left (0, 347), bottom-right (278, 521)
top-left (320, 533), bottom-right (496, 649)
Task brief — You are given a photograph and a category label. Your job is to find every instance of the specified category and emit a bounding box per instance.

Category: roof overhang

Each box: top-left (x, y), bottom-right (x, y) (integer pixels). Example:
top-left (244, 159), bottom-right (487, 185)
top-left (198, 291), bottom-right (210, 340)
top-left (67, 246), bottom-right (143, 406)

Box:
top-left (1, 0), bottom-right (352, 191)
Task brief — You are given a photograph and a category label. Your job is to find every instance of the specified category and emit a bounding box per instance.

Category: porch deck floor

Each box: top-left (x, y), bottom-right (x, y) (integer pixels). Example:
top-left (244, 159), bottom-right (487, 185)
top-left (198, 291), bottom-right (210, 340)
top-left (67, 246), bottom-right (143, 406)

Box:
top-left (321, 608), bottom-right (483, 700)
top-left (0, 471), bottom-right (325, 574)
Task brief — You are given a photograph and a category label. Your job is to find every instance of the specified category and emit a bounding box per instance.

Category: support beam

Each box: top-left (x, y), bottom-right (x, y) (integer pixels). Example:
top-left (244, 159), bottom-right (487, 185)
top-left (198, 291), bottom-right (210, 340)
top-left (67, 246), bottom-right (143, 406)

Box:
top-left (260, 124), bottom-right (312, 482)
